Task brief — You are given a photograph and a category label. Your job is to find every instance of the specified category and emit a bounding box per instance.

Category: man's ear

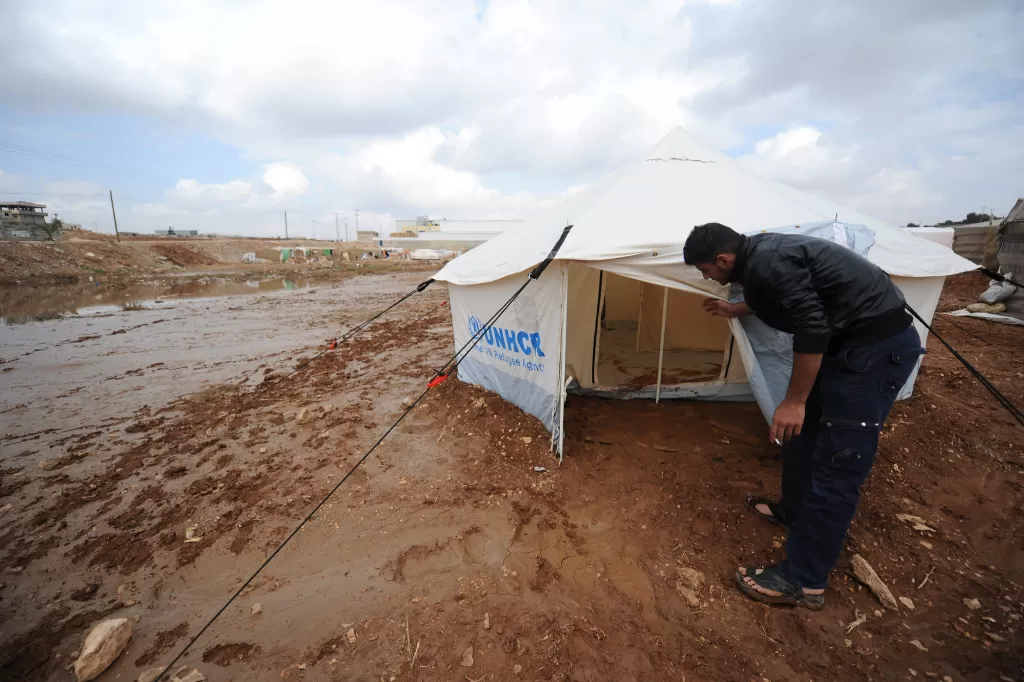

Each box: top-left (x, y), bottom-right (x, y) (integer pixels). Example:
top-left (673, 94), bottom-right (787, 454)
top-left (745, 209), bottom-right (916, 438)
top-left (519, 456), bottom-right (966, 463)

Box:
top-left (715, 253), bottom-right (732, 268)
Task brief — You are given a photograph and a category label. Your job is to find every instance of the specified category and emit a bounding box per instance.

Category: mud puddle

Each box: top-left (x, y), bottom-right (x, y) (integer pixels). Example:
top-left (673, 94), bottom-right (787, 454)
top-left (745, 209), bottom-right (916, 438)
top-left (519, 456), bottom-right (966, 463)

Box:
top-left (0, 276), bottom-right (314, 324)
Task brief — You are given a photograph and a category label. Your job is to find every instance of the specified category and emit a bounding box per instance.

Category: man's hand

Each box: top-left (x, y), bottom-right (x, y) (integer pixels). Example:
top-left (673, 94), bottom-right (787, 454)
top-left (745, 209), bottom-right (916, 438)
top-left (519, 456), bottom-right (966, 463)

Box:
top-left (770, 398), bottom-right (805, 443)
top-left (702, 298), bottom-right (749, 318)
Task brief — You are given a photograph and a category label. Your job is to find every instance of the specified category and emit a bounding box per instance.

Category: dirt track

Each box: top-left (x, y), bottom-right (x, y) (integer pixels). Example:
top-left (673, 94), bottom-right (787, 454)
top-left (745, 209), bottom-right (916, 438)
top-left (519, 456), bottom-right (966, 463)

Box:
top-left (1, 271), bottom-right (1022, 681)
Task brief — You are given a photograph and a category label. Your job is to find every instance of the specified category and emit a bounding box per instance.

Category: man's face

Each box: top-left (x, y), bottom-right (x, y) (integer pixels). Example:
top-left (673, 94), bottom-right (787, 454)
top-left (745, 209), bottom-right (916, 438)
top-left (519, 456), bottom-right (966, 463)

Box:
top-left (695, 253), bottom-right (734, 285)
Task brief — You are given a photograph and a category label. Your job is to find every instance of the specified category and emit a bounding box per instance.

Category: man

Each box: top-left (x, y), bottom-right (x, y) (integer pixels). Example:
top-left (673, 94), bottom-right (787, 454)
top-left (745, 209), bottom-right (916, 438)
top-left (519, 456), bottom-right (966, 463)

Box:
top-left (683, 222), bottom-right (924, 609)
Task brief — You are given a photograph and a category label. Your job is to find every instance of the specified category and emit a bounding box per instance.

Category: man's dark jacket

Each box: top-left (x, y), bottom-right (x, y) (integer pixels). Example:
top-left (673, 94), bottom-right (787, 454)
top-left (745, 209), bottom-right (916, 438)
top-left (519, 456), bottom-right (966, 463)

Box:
top-left (731, 233), bottom-right (911, 355)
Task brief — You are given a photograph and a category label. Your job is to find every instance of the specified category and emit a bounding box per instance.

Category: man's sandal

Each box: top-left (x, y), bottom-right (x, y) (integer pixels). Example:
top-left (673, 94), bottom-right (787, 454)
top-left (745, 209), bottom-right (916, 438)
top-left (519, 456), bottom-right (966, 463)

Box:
top-left (735, 565), bottom-right (824, 610)
top-left (745, 496), bottom-right (790, 530)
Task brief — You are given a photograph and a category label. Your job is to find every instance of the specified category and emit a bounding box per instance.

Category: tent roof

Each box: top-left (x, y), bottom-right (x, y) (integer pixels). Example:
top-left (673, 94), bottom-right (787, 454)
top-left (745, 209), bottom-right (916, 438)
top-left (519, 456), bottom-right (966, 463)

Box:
top-left (434, 128), bottom-right (976, 285)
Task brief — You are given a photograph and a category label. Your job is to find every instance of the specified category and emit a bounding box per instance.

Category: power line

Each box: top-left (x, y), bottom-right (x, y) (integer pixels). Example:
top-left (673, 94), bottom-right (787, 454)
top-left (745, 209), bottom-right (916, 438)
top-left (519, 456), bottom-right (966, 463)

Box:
top-left (0, 139), bottom-right (174, 183)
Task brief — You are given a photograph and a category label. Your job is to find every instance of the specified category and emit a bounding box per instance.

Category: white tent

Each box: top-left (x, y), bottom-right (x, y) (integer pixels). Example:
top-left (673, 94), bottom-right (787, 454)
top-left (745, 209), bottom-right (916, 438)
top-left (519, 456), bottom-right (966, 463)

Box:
top-left (433, 128), bottom-right (976, 457)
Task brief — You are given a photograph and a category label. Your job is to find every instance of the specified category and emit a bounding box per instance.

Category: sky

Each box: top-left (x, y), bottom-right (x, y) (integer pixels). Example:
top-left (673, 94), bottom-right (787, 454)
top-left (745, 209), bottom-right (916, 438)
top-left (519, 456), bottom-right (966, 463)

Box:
top-left (0, 0), bottom-right (1021, 238)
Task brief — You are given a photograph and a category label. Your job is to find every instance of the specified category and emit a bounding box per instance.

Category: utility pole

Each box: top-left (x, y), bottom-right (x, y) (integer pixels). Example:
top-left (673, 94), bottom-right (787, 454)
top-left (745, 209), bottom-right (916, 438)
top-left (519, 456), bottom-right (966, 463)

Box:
top-left (108, 190), bottom-right (121, 242)
top-left (344, 219), bottom-right (349, 242)
top-left (334, 212), bottom-right (340, 242)
top-left (354, 210), bottom-right (360, 241)
top-left (312, 219), bottom-right (316, 239)
top-left (284, 210), bottom-right (289, 239)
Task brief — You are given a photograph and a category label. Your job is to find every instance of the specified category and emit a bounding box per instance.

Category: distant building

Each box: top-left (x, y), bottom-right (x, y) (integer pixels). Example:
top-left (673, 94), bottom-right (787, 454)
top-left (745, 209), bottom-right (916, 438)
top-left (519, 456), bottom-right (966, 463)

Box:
top-left (357, 230), bottom-right (380, 241)
top-left (0, 201), bottom-right (60, 240)
top-left (154, 228), bottom-right (199, 237)
top-left (391, 217), bottom-right (524, 243)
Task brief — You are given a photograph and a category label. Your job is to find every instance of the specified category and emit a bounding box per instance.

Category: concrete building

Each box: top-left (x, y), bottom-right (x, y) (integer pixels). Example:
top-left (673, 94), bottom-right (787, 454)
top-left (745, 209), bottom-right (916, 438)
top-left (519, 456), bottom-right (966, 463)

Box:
top-left (0, 201), bottom-right (60, 240)
top-left (154, 228), bottom-right (199, 237)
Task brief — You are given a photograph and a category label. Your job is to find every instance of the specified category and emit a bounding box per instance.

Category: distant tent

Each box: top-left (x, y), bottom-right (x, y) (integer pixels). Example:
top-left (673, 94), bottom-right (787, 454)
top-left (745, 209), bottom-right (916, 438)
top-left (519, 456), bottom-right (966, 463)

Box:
top-left (432, 128), bottom-right (976, 456)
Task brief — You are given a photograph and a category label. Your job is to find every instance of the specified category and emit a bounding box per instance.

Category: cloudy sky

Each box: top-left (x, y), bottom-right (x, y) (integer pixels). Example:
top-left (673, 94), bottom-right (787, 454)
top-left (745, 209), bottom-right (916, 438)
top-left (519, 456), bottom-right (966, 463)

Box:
top-left (0, 0), bottom-right (1021, 238)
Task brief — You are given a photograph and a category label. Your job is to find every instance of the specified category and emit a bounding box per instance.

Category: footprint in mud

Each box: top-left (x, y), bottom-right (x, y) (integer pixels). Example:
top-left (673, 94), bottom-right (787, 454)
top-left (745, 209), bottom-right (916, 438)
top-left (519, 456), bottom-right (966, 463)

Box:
top-left (202, 642), bottom-right (262, 666)
top-left (385, 527), bottom-right (488, 582)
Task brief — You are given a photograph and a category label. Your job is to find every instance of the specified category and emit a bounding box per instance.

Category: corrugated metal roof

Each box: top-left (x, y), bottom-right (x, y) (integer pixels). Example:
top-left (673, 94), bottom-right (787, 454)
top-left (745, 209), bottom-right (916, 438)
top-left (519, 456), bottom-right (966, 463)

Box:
top-left (1002, 198), bottom-right (1024, 225)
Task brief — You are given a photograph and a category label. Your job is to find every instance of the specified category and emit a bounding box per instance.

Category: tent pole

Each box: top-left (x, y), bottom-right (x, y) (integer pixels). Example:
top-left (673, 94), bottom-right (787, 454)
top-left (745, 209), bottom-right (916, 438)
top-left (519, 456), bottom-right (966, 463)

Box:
top-left (556, 265), bottom-right (569, 462)
top-left (635, 282), bottom-right (644, 353)
top-left (656, 287), bottom-right (668, 403)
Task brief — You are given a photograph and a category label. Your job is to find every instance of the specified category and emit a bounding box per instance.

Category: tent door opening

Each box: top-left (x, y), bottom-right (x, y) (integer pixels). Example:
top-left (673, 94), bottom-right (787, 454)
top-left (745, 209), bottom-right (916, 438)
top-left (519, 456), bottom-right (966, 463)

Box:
top-left (565, 269), bottom-right (749, 400)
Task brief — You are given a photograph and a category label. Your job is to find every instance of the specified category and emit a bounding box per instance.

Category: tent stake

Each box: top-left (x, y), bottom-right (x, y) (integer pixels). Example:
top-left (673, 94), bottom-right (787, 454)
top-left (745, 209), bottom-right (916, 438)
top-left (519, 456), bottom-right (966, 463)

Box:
top-left (655, 287), bottom-right (668, 403)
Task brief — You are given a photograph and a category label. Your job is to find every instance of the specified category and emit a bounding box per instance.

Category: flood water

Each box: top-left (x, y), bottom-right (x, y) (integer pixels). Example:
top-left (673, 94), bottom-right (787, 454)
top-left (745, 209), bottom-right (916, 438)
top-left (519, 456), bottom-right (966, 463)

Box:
top-left (0, 276), bottom-right (313, 324)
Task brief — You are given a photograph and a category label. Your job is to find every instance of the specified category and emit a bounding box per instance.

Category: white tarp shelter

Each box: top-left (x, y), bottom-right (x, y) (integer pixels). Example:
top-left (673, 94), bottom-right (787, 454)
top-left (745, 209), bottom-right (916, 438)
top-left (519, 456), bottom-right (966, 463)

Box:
top-left (432, 128), bottom-right (977, 457)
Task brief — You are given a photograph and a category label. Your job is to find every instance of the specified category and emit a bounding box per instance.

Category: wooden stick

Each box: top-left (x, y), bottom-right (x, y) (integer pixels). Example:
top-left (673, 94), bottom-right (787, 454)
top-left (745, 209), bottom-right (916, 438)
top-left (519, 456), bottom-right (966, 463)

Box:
top-left (917, 566), bottom-right (935, 589)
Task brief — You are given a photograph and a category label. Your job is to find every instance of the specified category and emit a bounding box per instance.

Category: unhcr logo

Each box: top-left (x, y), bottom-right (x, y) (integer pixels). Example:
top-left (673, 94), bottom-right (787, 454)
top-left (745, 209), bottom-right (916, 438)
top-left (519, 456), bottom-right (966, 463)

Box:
top-left (468, 315), bottom-right (545, 357)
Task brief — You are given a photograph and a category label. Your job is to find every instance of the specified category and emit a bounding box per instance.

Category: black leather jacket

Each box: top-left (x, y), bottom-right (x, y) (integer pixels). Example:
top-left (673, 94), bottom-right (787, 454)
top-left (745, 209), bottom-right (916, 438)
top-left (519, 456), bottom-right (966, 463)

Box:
top-left (732, 233), bottom-right (911, 354)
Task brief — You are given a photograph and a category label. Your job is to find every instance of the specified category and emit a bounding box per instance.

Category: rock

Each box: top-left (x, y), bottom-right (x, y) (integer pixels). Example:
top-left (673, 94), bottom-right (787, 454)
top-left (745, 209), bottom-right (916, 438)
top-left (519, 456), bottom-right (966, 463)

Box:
top-left (346, 628), bottom-right (357, 644)
top-left (966, 302), bottom-right (1006, 314)
top-left (942, 677), bottom-right (953, 682)
top-left (896, 513), bottom-right (937, 533)
top-left (0, 503), bottom-right (11, 515)
top-left (259, 447), bottom-right (267, 454)
top-left (460, 646), bottom-right (474, 667)
top-left (986, 632), bottom-right (1006, 643)
top-left (251, 602), bottom-right (262, 615)
top-left (850, 554), bottom-right (899, 611)
top-left (676, 567), bottom-right (705, 592)
top-left (963, 597), bottom-right (981, 610)
top-left (172, 670), bottom-right (205, 682)
top-left (920, 540), bottom-right (933, 550)
top-left (38, 458), bottom-right (61, 471)
top-left (401, 396), bottom-right (415, 409)
top-left (521, 436), bottom-right (532, 444)
top-left (513, 664), bottom-right (523, 675)
top-left (674, 582), bottom-right (701, 608)
top-left (138, 667), bottom-right (164, 682)
top-left (296, 407), bottom-right (310, 424)
top-left (73, 618), bottom-right (133, 682)
top-left (483, 612), bottom-right (490, 630)
top-left (184, 525), bottom-right (202, 543)
top-left (900, 597), bottom-right (916, 610)
top-left (909, 640), bottom-right (928, 652)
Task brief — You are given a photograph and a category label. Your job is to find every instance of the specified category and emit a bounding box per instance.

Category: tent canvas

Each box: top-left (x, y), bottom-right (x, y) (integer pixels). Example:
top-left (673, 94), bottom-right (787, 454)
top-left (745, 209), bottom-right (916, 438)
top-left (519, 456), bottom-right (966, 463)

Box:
top-left (433, 128), bottom-right (977, 457)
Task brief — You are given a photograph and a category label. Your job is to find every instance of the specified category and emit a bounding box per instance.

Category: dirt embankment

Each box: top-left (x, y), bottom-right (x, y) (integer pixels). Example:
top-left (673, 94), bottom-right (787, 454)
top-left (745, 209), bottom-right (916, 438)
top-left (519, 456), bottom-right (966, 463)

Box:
top-left (0, 270), bottom-right (1021, 681)
top-left (0, 228), bottom-right (395, 284)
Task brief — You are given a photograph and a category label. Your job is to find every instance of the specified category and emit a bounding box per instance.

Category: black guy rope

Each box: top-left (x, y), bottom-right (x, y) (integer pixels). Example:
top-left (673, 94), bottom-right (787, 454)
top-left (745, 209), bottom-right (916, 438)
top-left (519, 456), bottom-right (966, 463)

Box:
top-left (154, 225), bottom-right (572, 680)
top-left (906, 303), bottom-right (1024, 427)
top-left (980, 268), bottom-right (1024, 291)
top-left (284, 278), bottom-right (434, 379)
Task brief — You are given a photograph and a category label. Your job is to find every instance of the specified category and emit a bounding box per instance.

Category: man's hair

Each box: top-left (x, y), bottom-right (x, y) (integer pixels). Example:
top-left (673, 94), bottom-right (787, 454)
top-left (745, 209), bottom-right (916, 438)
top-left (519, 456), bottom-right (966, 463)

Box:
top-left (683, 222), bottom-right (742, 265)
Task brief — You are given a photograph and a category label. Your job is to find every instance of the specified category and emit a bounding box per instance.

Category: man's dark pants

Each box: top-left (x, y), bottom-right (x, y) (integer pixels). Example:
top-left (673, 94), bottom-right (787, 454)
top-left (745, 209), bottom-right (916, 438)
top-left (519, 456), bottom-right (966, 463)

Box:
top-left (778, 324), bottom-right (924, 589)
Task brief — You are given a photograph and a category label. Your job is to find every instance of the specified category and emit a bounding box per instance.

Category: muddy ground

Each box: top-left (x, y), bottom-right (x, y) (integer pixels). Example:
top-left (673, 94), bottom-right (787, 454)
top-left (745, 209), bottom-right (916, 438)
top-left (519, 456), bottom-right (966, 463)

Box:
top-left (1, 271), bottom-right (1022, 682)
top-left (0, 228), bottom-right (397, 285)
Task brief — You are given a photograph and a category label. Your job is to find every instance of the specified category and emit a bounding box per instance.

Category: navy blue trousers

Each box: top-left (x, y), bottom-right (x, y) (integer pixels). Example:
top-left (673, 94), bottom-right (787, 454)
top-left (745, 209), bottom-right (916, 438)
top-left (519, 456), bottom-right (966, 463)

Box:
top-left (778, 324), bottom-right (923, 589)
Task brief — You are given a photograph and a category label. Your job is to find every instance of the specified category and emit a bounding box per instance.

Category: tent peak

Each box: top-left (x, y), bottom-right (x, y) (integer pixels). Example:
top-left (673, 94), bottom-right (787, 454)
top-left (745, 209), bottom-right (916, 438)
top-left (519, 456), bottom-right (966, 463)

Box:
top-left (645, 156), bottom-right (716, 164)
top-left (644, 126), bottom-right (730, 164)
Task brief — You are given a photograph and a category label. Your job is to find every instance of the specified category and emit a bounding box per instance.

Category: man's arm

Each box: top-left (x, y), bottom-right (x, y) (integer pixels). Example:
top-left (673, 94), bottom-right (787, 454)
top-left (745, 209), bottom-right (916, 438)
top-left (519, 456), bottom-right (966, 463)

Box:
top-left (762, 255), bottom-right (830, 442)
top-left (702, 299), bottom-right (751, 318)
top-left (770, 352), bottom-right (823, 443)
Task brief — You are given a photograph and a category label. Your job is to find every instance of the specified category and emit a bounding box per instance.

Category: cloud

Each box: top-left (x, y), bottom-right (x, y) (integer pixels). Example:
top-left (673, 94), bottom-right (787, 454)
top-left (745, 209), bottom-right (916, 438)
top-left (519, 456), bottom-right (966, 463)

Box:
top-left (0, 0), bottom-right (1021, 234)
top-left (262, 162), bottom-right (309, 200)
top-left (0, 169), bottom-right (21, 193)
top-left (167, 179), bottom-right (256, 207)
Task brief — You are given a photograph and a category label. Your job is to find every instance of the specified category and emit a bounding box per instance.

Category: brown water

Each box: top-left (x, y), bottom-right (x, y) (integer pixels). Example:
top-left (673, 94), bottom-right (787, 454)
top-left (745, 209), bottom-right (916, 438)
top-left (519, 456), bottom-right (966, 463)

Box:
top-left (0, 276), bottom-right (313, 324)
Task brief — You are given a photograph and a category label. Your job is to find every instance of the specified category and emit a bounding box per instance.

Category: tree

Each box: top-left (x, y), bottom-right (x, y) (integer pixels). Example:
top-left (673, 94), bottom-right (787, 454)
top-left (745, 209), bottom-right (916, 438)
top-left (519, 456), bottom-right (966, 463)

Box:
top-left (40, 216), bottom-right (63, 241)
top-left (906, 222), bottom-right (919, 227)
